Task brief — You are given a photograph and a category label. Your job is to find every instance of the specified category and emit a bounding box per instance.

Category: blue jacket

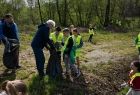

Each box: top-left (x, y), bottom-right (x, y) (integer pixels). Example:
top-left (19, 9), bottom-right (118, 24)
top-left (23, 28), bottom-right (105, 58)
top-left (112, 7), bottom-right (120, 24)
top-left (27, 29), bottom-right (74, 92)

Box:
top-left (0, 20), bottom-right (5, 40)
top-left (0, 20), bottom-right (19, 41)
top-left (31, 23), bottom-right (55, 49)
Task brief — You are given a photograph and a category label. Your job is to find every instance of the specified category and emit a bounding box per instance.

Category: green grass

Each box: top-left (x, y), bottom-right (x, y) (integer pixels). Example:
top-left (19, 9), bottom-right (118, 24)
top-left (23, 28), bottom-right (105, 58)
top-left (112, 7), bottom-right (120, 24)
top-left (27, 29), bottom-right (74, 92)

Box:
top-left (117, 87), bottom-right (129, 95)
top-left (28, 75), bottom-right (86, 95)
top-left (20, 33), bottom-right (34, 50)
top-left (0, 29), bottom-right (140, 95)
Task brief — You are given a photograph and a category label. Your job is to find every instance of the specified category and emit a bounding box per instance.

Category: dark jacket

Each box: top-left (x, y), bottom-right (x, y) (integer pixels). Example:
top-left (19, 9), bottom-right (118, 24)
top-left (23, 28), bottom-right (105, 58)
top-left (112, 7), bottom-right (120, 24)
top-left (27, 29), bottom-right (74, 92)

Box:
top-left (64, 37), bottom-right (73, 55)
top-left (0, 20), bottom-right (4, 40)
top-left (31, 23), bottom-right (54, 49)
top-left (2, 21), bottom-right (19, 41)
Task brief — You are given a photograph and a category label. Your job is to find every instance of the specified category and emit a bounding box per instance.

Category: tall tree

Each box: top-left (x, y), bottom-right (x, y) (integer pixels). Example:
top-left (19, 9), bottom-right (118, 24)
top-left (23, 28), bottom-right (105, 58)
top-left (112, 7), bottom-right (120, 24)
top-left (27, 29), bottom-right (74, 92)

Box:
top-left (104, 0), bottom-right (111, 27)
top-left (56, 0), bottom-right (62, 24)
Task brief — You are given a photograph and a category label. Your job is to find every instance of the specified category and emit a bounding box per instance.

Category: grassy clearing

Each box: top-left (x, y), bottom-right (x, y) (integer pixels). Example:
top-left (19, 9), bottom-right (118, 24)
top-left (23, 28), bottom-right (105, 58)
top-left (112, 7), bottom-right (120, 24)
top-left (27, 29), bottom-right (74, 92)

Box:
top-left (0, 29), bottom-right (140, 95)
top-left (28, 75), bottom-right (87, 95)
top-left (117, 87), bottom-right (129, 95)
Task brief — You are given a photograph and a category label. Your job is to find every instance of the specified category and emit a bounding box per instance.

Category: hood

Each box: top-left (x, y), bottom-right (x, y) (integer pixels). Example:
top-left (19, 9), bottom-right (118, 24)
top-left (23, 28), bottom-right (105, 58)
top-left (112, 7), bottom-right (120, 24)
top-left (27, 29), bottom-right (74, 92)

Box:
top-left (38, 23), bottom-right (48, 28)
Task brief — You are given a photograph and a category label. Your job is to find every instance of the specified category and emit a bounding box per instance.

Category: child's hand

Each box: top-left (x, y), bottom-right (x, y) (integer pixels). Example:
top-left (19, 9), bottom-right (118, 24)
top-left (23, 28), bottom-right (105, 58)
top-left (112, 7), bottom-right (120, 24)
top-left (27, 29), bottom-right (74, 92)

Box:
top-left (121, 81), bottom-right (128, 88)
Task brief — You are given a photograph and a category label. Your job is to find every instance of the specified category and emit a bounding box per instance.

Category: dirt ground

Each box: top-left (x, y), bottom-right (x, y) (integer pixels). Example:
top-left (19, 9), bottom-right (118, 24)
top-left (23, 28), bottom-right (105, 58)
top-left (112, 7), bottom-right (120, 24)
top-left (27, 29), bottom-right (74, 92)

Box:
top-left (0, 33), bottom-right (138, 95)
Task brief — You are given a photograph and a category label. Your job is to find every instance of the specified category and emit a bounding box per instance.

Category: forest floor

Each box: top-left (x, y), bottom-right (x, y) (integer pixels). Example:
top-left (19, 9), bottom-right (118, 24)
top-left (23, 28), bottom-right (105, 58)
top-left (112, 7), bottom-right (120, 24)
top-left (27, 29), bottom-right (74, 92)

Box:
top-left (0, 30), bottom-right (139, 95)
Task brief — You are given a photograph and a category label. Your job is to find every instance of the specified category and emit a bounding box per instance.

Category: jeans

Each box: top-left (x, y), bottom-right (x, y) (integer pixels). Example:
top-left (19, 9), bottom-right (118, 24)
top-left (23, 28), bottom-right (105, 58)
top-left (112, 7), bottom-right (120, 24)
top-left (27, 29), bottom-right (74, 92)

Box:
top-left (32, 47), bottom-right (45, 76)
top-left (63, 54), bottom-right (78, 75)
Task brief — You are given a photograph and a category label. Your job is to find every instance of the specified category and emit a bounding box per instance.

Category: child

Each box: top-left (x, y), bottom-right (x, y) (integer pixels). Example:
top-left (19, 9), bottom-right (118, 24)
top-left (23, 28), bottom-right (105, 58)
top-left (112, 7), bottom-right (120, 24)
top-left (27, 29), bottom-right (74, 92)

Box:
top-left (47, 26), bottom-right (63, 78)
top-left (135, 33), bottom-right (140, 60)
top-left (72, 28), bottom-right (83, 76)
top-left (69, 25), bottom-right (74, 35)
top-left (88, 24), bottom-right (95, 43)
top-left (62, 28), bottom-right (79, 81)
top-left (126, 61), bottom-right (140, 95)
top-left (0, 80), bottom-right (28, 95)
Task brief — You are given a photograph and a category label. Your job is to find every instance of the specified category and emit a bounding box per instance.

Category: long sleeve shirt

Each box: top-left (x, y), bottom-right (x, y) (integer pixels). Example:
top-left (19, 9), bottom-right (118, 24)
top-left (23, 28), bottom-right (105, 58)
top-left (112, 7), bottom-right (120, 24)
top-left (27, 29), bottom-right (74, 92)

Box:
top-left (31, 23), bottom-right (55, 49)
top-left (2, 21), bottom-right (19, 41)
top-left (0, 20), bottom-right (5, 40)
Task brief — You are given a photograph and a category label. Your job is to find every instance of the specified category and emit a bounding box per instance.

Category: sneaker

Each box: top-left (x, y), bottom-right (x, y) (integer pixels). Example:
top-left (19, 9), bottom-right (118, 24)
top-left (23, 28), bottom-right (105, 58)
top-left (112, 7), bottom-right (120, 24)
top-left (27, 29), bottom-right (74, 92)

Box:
top-left (75, 72), bottom-right (81, 78)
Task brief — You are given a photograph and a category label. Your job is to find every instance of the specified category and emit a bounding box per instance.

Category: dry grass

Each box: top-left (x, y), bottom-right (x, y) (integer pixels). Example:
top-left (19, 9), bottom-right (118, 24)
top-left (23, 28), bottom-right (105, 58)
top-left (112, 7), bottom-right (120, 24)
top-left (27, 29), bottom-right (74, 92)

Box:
top-left (0, 30), bottom-right (139, 95)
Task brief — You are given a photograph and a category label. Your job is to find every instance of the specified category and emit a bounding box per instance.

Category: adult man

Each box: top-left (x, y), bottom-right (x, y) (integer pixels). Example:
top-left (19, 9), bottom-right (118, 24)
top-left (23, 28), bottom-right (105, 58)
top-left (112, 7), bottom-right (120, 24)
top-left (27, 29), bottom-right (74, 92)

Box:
top-left (0, 14), bottom-right (20, 69)
top-left (31, 20), bottom-right (55, 77)
top-left (0, 19), bottom-right (4, 41)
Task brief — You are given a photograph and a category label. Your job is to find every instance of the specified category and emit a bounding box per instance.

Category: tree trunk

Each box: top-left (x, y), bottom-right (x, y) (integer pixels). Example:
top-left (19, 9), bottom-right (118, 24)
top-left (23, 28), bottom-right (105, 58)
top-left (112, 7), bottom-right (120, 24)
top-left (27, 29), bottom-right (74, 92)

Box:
top-left (77, 6), bottom-right (82, 26)
top-left (68, 9), bottom-right (74, 25)
top-left (56, 0), bottom-right (62, 24)
top-left (95, 0), bottom-right (104, 26)
top-left (30, 7), bottom-right (36, 25)
top-left (48, 0), bottom-right (51, 18)
top-left (104, 0), bottom-right (111, 27)
top-left (63, 0), bottom-right (68, 26)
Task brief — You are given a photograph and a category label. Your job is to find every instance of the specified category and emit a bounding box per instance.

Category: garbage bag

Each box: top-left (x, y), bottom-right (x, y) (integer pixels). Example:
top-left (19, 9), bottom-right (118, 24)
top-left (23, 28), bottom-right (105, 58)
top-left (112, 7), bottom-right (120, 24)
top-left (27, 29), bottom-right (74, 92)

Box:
top-left (46, 50), bottom-right (63, 78)
top-left (3, 39), bottom-right (19, 69)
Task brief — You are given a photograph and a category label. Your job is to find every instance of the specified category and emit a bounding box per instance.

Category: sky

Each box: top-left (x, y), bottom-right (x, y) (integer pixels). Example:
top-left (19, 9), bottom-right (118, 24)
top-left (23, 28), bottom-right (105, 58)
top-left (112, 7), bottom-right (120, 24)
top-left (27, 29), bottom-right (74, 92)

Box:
top-left (6, 0), bottom-right (52, 7)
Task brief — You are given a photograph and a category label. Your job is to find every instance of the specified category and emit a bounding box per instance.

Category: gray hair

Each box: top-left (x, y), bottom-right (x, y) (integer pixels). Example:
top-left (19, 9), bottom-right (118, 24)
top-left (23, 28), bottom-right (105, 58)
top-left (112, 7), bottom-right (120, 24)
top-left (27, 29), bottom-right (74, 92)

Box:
top-left (46, 20), bottom-right (55, 27)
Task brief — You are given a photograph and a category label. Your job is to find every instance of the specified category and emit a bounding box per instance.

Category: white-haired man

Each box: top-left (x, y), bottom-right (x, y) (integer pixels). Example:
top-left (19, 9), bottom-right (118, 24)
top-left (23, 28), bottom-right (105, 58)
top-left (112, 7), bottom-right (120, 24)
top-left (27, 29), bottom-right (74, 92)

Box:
top-left (31, 20), bottom-right (55, 78)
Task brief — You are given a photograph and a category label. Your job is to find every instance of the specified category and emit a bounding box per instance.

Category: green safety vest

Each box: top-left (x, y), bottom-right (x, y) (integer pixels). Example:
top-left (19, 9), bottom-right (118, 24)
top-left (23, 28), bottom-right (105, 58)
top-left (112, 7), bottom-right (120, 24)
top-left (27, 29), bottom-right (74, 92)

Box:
top-left (63, 35), bottom-right (76, 64)
top-left (50, 32), bottom-right (63, 51)
top-left (136, 34), bottom-right (140, 47)
top-left (50, 32), bottom-right (63, 43)
top-left (89, 29), bottom-right (94, 35)
top-left (63, 36), bottom-right (72, 52)
top-left (75, 35), bottom-right (82, 57)
top-left (76, 35), bottom-right (81, 46)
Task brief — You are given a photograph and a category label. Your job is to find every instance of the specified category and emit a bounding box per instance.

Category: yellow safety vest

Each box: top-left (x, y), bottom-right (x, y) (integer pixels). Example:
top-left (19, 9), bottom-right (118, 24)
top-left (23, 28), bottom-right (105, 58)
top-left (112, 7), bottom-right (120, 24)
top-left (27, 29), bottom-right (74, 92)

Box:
top-left (50, 32), bottom-right (63, 51)
top-left (63, 35), bottom-right (76, 64)
top-left (76, 35), bottom-right (81, 46)
top-left (130, 73), bottom-right (140, 85)
top-left (136, 34), bottom-right (140, 47)
top-left (89, 29), bottom-right (94, 35)
top-left (62, 36), bottom-right (72, 52)
top-left (50, 32), bottom-right (63, 43)
top-left (76, 35), bottom-right (82, 57)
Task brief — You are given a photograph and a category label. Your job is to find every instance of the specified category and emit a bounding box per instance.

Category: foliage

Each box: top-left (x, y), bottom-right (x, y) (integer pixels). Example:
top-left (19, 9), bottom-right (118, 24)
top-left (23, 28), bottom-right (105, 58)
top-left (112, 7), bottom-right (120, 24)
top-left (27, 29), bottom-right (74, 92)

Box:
top-left (0, 0), bottom-right (139, 29)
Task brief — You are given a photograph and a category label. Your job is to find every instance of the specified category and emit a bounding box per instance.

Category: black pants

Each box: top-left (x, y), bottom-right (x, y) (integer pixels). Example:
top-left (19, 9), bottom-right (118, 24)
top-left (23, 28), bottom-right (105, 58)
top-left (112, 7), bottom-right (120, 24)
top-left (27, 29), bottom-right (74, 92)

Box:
top-left (32, 47), bottom-right (45, 76)
top-left (88, 34), bottom-right (93, 42)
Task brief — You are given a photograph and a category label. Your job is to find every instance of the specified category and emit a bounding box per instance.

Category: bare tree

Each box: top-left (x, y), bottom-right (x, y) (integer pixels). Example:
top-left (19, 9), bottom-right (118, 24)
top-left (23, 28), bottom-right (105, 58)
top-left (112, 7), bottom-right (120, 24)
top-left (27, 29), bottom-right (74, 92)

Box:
top-left (104, 0), bottom-right (111, 27)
